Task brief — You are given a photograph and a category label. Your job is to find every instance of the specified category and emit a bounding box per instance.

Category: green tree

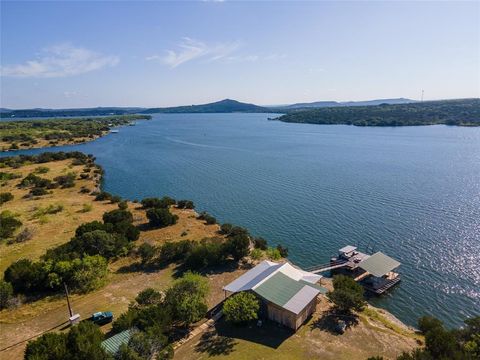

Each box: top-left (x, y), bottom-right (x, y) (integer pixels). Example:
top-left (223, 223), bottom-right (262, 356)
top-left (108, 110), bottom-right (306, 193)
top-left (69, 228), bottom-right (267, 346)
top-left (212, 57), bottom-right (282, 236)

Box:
top-left (418, 315), bottom-right (443, 334)
top-left (136, 288), bottom-right (163, 306)
top-left (146, 208), bottom-right (178, 228)
top-left (223, 292), bottom-right (260, 325)
top-left (25, 332), bottom-right (68, 360)
top-left (138, 243), bottom-right (156, 265)
top-left (225, 234), bottom-right (250, 261)
top-left (327, 275), bottom-right (366, 313)
top-left (103, 209), bottom-right (133, 225)
top-left (70, 255), bottom-right (108, 293)
top-left (66, 321), bottom-right (111, 360)
top-left (165, 272), bottom-right (209, 326)
top-left (0, 279), bottom-right (13, 309)
top-left (115, 344), bottom-right (143, 360)
top-left (4, 258), bottom-right (46, 294)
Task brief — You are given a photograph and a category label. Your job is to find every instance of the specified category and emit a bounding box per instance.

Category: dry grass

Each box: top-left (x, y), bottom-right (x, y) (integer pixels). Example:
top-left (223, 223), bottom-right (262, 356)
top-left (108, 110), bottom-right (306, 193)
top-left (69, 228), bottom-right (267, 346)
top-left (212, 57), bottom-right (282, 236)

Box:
top-left (0, 135), bottom-right (105, 151)
top-left (0, 159), bottom-right (119, 273)
top-left (0, 158), bottom-right (227, 358)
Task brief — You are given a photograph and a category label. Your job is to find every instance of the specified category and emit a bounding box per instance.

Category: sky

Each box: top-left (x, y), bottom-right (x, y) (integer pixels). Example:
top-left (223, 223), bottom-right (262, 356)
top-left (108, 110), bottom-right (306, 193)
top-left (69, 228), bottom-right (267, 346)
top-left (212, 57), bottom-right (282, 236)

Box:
top-left (0, 1), bottom-right (479, 109)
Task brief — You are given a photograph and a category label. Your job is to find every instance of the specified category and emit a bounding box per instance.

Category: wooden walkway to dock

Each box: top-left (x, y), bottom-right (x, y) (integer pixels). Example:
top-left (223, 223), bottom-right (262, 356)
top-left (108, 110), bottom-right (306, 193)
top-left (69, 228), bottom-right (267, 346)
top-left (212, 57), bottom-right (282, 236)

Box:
top-left (306, 259), bottom-right (349, 274)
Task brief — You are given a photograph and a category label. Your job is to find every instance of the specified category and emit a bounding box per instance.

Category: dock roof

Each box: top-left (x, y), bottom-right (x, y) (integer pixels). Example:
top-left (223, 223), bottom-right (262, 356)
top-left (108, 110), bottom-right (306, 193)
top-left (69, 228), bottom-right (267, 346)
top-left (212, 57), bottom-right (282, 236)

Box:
top-left (359, 252), bottom-right (400, 277)
top-left (339, 245), bottom-right (357, 254)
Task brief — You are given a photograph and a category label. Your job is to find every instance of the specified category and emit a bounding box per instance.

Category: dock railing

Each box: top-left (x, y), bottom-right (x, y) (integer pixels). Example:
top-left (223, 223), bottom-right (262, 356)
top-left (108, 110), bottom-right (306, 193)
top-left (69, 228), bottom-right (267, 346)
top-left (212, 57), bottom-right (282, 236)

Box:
top-left (305, 258), bottom-right (349, 273)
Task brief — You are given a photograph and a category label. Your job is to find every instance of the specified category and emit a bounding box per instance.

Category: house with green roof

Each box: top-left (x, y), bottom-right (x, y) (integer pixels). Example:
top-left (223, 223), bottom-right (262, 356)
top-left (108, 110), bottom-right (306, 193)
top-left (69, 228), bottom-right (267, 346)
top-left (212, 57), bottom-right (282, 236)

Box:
top-left (223, 260), bottom-right (327, 330)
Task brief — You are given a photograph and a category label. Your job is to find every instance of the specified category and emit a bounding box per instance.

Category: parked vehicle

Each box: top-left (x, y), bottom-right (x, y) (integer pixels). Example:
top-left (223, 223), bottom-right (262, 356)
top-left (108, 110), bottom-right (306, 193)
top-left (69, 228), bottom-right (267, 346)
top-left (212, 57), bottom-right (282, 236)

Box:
top-left (90, 311), bottom-right (113, 325)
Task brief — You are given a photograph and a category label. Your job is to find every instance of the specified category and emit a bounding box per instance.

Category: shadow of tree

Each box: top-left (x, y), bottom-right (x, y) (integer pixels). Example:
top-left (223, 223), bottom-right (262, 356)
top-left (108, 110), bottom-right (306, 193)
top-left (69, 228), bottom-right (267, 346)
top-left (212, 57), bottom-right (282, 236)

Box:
top-left (195, 329), bottom-right (237, 356)
top-left (310, 308), bottom-right (359, 335)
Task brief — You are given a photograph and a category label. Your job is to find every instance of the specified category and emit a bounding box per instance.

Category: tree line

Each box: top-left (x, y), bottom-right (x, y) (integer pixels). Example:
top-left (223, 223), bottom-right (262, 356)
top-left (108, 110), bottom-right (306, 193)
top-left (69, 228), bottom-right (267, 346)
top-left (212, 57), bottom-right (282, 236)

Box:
top-left (278, 99), bottom-right (480, 127)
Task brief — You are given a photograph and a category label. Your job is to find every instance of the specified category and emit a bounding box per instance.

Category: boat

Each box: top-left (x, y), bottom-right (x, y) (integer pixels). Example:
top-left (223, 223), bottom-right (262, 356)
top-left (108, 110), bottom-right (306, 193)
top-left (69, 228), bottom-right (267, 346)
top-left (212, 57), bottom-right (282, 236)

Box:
top-left (110, 130), bottom-right (119, 134)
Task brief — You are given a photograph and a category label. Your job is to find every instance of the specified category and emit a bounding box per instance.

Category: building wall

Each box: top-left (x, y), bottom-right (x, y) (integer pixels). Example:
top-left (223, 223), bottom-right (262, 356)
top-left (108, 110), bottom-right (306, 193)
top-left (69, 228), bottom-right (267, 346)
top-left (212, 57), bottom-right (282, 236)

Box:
top-left (265, 297), bottom-right (318, 331)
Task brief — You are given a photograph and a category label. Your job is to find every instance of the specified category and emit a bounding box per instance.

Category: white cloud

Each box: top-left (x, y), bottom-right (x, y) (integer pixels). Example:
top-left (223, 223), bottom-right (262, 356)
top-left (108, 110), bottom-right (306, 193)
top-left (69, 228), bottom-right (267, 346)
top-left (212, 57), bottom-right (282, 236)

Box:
top-left (147, 37), bottom-right (240, 68)
top-left (0, 44), bottom-right (119, 78)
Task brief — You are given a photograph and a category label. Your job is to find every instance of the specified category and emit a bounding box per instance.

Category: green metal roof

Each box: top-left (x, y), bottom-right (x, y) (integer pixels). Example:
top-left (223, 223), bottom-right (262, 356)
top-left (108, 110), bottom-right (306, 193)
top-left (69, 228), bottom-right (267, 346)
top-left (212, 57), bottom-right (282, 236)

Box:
top-left (299, 280), bottom-right (328, 294)
top-left (101, 329), bottom-right (133, 354)
top-left (254, 272), bottom-right (327, 308)
top-left (359, 252), bottom-right (400, 277)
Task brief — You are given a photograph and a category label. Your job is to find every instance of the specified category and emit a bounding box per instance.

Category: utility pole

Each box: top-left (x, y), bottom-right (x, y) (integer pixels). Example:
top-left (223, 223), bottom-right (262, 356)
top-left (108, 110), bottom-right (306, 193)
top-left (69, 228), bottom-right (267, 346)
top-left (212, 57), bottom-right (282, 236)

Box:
top-left (64, 283), bottom-right (73, 317)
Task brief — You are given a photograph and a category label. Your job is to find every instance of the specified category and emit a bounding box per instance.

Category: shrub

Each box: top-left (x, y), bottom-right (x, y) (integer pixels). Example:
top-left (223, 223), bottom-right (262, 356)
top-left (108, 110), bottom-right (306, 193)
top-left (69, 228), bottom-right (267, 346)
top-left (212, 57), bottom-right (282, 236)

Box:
top-left (197, 212), bottom-right (216, 225)
top-left (223, 292), bottom-right (260, 325)
top-left (103, 209), bottom-right (133, 225)
top-left (177, 200), bottom-right (195, 209)
top-left (276, 244), bottom-right (289, 258)
top-left (253, 237), bottom-right (267, 250)
top-left (327, 275), bottom-right (366, 313)
top-left (141, 196), bottom-right (176, 209)
top-left (53, 173), bottom-right (76, 188)
top-left (110, 195), bottom-right (122, 203)
top-left (220, 223), bottom-right (233, 235)
top-left (266, 247), bottom-right (281, 260)
top-left (146, 208), bottom-right (178, 228)
top-left (34, 166), bottom-right (49, 174)
top-left (0, 210), bottom-right (22, 239)
top-left (30, 187), bottom-right (48, 196)
top-left (0, 280), bottom-right (13, 309)
top-left (81, 203), bottom-right (93, 212)
top-left (158, 240), bottom-right (193, 264)
top-left (418, 315), bottom-right (443, 334)
top-left (79, 186), bottom-right (90, 194)
top-left (250, 248), bottom-right (263, 260)
top-left (138, 243), bottom-right (156, 265)
top-left (95, 191), bottom-right (112, 201)
top-left (0, 192), bottom-right (13, 205)
top-left (118, 201), bottom-right (128, 210)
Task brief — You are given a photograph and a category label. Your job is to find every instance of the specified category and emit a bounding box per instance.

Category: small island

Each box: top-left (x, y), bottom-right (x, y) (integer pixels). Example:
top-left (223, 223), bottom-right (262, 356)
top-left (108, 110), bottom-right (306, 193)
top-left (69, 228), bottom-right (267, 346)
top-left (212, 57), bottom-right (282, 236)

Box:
top-left (0, 114), bottom-right (151, 151)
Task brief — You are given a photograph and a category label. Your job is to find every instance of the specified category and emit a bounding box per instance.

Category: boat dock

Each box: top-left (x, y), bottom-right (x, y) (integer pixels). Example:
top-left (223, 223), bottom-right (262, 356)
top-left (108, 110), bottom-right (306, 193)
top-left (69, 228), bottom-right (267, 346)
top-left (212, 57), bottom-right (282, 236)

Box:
top-left (307, 245), bottom-right (402, 295)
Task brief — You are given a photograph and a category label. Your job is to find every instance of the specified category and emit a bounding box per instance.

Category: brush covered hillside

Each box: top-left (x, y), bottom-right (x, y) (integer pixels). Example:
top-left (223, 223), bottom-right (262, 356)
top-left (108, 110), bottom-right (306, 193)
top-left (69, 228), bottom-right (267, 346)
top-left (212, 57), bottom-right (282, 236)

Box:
top-left (277, 98), bottom-right (480, 126)
top-left (280, 98), bottom-right (415, 110)
top-left (141, 99), bottom-right (270, 114)
top-left (0, 107), bottom-right (145, 118)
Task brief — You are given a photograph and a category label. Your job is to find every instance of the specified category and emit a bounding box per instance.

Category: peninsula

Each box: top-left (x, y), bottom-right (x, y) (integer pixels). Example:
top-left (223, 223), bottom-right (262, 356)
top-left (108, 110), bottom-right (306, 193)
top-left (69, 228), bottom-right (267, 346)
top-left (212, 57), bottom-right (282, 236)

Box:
top-left (0, 114), bottom-right (151, 151)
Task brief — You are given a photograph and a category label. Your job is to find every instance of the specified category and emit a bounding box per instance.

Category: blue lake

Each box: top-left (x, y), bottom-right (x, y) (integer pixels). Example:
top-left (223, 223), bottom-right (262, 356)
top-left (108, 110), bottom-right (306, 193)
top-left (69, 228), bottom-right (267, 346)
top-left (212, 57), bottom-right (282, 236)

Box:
top-left (2, 113), bottom-right (479, 328)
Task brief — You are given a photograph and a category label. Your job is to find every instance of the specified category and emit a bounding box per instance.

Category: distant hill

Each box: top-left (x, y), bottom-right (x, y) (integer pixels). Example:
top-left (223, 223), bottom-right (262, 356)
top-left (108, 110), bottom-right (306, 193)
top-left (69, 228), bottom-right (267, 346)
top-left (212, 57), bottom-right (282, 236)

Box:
top-left (278, 98), bottom-right (416, 110)
top-left (276, 98), bottom-right (480, 127)
top-left (0, 107), bottom-right (145, 118)
top-left (141, 99), bottom-right (270, 114)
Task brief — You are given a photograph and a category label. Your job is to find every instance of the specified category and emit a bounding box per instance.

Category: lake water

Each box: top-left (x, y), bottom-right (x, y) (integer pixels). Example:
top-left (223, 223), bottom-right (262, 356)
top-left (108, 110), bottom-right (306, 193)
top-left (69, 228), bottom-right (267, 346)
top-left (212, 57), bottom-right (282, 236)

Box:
top-left (2, 113), bottom-right (479, 328)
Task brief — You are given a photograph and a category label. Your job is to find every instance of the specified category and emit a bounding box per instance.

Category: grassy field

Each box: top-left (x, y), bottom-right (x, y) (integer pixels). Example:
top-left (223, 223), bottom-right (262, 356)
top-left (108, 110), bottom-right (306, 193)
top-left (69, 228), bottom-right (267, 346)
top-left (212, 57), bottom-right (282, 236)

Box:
top-left (0, 157), bottom-right (225, 358)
